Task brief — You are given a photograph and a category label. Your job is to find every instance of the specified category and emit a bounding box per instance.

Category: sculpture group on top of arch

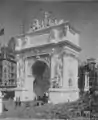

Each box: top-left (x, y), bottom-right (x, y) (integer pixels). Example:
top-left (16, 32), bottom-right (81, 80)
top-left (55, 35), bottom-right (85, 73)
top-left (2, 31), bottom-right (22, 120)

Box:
top-left (28, 11), bottom-right (65, 33)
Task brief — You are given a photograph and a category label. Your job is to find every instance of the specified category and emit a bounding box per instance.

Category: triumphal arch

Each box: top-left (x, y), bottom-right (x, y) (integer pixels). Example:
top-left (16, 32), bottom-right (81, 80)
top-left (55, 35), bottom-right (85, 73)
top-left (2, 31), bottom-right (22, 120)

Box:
top-left (14, 12), bottom-right (81, 104)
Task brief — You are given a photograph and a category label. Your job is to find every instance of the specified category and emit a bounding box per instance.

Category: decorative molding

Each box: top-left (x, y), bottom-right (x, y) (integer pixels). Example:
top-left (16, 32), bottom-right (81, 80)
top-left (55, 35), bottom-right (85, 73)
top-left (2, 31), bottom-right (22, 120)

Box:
top-left (49, 88), bottom-right (79, 92)
top-left (63, 46), bottom-right (79, 54)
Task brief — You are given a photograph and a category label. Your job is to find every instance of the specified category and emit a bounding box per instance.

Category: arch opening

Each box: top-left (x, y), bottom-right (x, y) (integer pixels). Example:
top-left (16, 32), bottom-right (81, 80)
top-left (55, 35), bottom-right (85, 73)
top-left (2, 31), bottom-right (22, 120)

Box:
top-left (32, 60), bottom-right (48, 77)
top-left (32, 60), bottom-right (50, 102)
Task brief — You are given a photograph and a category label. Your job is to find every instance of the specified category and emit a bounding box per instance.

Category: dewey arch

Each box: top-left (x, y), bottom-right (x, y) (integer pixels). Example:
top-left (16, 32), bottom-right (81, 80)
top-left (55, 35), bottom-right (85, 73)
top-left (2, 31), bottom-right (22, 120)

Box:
top-left (14, 20), bottom-right (81, 104)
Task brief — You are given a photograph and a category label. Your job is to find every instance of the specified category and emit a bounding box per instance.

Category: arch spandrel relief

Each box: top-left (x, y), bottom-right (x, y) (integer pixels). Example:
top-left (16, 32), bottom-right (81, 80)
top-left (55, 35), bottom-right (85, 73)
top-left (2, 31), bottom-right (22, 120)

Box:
top-left (26, 54), bottom-right (51, 78)
top-left (37, 55), bottom-right (51, 67)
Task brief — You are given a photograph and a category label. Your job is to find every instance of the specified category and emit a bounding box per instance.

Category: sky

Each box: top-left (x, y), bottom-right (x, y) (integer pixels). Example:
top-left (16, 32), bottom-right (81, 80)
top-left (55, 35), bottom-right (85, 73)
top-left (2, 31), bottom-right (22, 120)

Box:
top-left (0, 0), bottom-right (97, 62)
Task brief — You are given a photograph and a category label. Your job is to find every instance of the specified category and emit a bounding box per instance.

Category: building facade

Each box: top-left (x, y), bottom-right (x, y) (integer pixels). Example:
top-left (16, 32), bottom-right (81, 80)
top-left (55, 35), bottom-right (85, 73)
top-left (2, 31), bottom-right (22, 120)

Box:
top-left (84, 58), bottom-right (98, 92)
top-left (0, 46), bottom-right (17, 88)
top-left (11, 12), bottom-right (81, 104)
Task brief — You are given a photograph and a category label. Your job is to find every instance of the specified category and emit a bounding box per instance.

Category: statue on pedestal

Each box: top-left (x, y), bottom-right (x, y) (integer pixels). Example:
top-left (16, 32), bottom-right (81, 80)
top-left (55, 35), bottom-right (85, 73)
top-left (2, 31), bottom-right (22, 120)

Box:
top-left (58, 19), bottom-right (64, 25)
top-left (27, 11), bottom-right (64, 33)
top-left (41, 20), bottom-right (44, 28)
top-left (17, 38), bottom-right (22, 49)
top-left (44, 11), bottom-right (50, 27)
top-left (54, 18), bottom-right (58, 25)
top-left (32, 19), bottom-right (40, 31)
top-left (53, 55), bottom-right (63, 88)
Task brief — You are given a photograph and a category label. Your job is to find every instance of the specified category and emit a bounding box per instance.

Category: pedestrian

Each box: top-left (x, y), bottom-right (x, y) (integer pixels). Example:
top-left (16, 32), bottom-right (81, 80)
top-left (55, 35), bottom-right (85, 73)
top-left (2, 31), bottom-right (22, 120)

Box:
top-left (15, 97), bottom-right (18, 108)
top-left (19, 97), bottom-right (21, 106)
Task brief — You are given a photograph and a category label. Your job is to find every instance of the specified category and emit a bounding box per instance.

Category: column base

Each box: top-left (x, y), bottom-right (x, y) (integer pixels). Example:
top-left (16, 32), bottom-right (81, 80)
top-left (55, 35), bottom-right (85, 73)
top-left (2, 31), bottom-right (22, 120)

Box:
top-left (49, 88), bottom-right (79, 104)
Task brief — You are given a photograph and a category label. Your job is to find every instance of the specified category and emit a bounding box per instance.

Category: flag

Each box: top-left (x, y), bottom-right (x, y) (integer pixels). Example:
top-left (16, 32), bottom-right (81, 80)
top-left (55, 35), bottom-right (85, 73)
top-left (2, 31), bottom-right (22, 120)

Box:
top-left (0, 28), bottom-right (4, 36)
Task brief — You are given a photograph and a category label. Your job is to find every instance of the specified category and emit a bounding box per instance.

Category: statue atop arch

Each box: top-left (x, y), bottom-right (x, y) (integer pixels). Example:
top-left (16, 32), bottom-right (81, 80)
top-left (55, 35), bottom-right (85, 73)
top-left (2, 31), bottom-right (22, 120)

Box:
top-left (28, 11), bottom-right (65, 33)
top-left (32, 19), bottom-right (40, 31)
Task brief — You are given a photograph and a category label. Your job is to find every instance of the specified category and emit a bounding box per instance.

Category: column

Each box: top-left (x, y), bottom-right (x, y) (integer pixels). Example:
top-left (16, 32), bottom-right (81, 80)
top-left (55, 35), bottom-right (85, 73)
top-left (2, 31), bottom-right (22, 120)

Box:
top-left (24, 59), bottom-right (28, 88)
top-left (51, 54), bottom-right (55, 80)
top-left (63, 53), bottom-right (69, 89)
top-left (16, 55), bottom-right (21, 88)
top-left (72, 58), bottom-right (79, 90)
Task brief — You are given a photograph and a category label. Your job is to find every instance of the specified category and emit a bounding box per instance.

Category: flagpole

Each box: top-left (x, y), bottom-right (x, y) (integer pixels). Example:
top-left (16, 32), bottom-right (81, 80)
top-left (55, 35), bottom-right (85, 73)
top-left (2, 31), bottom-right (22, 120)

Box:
top-left (0, 27), bottom-right (5, 46)
top-left (2, 24), bottom-right (4, 46)
top-left (3, 27), bottom-right (5, 46)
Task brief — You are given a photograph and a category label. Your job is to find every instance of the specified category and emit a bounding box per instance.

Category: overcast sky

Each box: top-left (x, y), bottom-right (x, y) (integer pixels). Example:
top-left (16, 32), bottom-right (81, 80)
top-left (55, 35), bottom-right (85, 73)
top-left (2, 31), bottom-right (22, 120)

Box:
top-left (0, 0), bottom-right (97, 61)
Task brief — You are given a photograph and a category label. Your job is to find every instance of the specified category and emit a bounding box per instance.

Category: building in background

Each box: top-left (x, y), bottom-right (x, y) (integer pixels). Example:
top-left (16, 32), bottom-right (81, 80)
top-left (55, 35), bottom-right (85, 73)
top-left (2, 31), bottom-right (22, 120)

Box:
top-left (0, 46), bottom-right (17, 88)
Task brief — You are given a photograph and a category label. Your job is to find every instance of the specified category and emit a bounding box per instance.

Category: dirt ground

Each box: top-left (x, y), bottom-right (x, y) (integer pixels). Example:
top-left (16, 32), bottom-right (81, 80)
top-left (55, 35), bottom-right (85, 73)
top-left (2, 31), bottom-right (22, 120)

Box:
top-left (0, 96), bottom-right (98, 119)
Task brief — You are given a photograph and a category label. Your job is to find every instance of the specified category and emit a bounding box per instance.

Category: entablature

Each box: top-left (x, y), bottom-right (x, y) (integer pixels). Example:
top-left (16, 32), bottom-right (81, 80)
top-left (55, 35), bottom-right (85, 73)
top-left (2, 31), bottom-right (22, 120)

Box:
top-left (14, 21), bottom-right (80, 51)
top-left (15, 40), bottom-right (81, 60)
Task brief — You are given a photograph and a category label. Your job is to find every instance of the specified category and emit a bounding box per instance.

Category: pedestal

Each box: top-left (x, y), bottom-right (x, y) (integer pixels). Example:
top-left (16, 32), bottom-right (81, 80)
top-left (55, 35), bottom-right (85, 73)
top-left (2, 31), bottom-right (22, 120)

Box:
top-left (49, 88), bottom-right (79, 104)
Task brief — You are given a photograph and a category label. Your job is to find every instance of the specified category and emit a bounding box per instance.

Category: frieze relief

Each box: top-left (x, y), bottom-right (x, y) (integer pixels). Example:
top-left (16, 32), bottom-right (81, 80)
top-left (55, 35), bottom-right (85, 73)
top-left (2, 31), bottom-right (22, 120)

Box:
top-left (20, 46), bottom-right (53, 59)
